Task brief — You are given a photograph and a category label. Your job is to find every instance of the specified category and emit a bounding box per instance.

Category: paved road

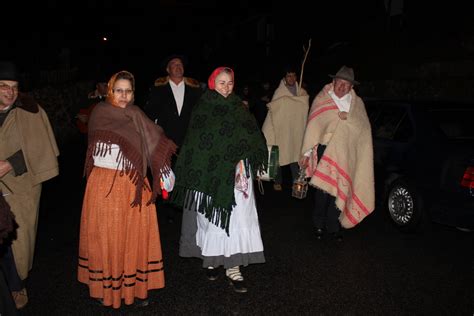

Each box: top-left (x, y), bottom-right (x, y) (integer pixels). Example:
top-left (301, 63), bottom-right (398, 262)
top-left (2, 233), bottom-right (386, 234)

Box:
top-left (19, 142), bottom-right (474, 315)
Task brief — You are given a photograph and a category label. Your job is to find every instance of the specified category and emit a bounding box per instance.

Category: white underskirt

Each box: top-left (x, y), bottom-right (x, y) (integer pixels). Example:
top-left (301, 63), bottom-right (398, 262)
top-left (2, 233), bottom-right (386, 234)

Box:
top-left (195, 161), bottom-right (264, 257)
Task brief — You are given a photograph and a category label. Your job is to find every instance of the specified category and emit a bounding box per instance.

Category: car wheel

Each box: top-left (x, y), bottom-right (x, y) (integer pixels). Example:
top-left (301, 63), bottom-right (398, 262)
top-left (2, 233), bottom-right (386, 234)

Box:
top-left (386, 180), bottom-right (423, 232)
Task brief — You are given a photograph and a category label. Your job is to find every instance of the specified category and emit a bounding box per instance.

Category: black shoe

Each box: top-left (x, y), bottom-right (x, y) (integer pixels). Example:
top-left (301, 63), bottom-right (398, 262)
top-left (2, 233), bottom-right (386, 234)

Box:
top-left (227, 277), bottom-right (248, 293)
top-left (134, 298), bottom-right (149, 307)
top-left (315, 228), bottom-right (324, 240)
top-left (206, 268), bottom-right (219, 281)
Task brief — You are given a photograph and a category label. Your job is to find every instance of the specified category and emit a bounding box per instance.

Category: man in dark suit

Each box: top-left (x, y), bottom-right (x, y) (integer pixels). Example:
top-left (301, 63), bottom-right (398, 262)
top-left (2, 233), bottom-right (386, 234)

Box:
top-left (144, 54), bottom-right (202, 222)
top-left (144, 55), bottom-right (201, 149)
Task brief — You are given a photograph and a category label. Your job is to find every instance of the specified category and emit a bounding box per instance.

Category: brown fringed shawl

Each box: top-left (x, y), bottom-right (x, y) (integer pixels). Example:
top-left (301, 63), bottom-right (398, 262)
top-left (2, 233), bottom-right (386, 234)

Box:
top-left (85, 101), bottom-right (177, 207)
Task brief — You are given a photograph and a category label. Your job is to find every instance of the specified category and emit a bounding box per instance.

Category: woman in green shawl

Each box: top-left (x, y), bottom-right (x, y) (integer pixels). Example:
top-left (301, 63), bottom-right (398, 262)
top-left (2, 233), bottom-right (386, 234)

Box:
top-left (171, 67), bottom-right (268, 293)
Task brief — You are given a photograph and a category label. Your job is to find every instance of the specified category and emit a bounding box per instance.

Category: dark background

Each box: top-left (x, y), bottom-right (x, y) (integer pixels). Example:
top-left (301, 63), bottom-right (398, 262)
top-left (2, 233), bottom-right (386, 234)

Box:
top-left (2, 1), bottom-right (474, 99)
top-left (0, 0), bottom-right (474, 105)
top-left (1, 2), bottom-right (473, 314)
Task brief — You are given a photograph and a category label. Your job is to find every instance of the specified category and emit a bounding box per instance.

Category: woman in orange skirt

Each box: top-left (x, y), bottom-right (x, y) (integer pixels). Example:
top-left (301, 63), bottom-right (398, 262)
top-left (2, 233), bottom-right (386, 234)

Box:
top-left (77, 70), bottom-right (176, 308)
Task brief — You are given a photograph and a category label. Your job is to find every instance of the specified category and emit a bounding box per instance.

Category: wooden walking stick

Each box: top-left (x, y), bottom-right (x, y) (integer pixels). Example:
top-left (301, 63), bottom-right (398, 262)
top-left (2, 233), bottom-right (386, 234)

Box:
top-left (298, 38), bottom-right (312, 92)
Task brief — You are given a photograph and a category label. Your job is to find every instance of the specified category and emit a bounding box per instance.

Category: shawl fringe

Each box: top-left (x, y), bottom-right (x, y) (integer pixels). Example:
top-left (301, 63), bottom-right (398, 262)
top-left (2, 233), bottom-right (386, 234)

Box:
top-left (173, 187), bottom-right (233, 235)
top-left (84, 130), bottom-right (146, 207)
top-left (149, 136), bottom-right (177, 204)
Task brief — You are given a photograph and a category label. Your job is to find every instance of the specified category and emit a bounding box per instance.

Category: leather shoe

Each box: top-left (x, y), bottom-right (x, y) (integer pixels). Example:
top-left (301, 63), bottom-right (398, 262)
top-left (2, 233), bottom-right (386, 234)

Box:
top-left (227, 277), bottom-right (248, 293)
top-left (206, 267), bottom-right (219, 281)
top-left (315, 228), bottom-right (324, 240)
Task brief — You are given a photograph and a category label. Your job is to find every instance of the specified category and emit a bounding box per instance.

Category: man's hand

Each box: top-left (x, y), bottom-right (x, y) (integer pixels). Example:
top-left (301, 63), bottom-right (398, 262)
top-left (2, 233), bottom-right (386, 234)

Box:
top-left (299, 156), bottom-right (309, 168)
top-left (0, 160), bottom-right (13, 178)
top-left (338, 111), bottom-right (348, 120)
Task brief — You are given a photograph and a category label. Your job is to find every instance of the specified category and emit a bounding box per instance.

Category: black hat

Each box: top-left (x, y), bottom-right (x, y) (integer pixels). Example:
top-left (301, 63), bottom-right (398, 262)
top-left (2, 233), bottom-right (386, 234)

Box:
top-left (0, 61), bottom-right (19, 81)
top-left (329, 65), bottom-right (360, 85)
top-left (161, 54), bottom-right (188, 70)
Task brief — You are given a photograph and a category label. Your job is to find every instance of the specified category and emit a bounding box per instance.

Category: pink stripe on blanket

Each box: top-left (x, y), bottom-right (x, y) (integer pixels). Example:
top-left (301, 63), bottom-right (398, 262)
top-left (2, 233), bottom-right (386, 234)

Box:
top-left (308, 105), bottom-right (338, 122)
top-left (320, 156), bottom-right (371, 216)
top-left (314, 170), bottom-right (359, 225)
top-left (316, 98), bottom-right (334, 107)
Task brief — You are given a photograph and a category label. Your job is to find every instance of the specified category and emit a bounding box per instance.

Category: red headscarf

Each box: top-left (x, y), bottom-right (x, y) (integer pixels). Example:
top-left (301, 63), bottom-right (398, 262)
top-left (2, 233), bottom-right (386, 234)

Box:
top-left (207, 67), bottom-right (234, 90)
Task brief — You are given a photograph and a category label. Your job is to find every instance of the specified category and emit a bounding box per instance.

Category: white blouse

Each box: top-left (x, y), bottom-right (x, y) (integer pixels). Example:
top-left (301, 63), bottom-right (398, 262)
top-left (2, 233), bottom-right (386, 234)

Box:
top-left (93, 143), bottom-right (123, 170)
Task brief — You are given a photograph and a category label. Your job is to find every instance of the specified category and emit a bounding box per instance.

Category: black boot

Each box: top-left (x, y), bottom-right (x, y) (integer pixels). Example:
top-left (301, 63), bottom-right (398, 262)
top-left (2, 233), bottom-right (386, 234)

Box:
top-left (205, 267), bottom-right (219, 281)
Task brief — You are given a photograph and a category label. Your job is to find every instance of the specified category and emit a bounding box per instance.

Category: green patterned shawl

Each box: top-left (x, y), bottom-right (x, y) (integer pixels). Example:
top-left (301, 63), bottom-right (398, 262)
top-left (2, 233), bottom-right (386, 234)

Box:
top-left (170, 90), bottom-right (268, 233)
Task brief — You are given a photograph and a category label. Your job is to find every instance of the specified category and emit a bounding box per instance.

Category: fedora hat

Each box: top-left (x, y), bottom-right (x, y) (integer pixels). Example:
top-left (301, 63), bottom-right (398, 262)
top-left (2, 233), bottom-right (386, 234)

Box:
top-left (329, 65), bottom-right (359, 85)
top-left (0, 61), bottom-right (19, 81)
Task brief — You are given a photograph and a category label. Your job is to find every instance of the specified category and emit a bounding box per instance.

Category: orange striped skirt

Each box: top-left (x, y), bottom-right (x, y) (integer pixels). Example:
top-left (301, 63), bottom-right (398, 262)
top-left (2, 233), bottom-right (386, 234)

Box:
top-left (78, 167), bottom-right (164, 308)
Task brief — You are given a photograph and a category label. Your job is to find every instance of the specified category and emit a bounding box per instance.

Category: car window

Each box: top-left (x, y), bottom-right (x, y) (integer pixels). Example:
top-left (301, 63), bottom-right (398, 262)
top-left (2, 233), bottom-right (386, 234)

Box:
top-left (429, 108), bottom-right (474, 139)
top-left (369, 103), bottom-right (413, 141)
top-left (392, 113), bottom-right (413, 141)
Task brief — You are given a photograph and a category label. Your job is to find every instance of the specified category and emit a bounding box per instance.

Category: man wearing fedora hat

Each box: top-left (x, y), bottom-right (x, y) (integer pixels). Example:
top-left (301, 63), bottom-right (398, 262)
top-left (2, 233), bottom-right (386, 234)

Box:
top-left (0, 61), bottom-right (59, 309)
top-left (144, 54), bottom-right (201, 223)
top-left (299, 65), bottom-right (374, 241)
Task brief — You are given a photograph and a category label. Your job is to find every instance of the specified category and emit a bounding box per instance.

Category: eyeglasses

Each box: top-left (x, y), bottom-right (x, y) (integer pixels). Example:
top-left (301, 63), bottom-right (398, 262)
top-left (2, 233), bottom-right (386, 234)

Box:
top-left (0, 83), bottom-right (19, 93)
top-left (113, 88), bottom-right (133, 95)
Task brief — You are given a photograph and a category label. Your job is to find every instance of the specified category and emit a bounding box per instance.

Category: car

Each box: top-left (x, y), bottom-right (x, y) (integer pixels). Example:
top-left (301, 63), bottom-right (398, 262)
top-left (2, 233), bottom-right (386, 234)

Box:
top-left (364, 98), bottom-right (474, 232)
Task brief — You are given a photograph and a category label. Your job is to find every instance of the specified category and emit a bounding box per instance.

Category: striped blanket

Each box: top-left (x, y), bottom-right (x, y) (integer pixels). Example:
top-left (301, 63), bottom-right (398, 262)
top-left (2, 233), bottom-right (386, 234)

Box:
top-left (301, 83), bottom-right (375, 228)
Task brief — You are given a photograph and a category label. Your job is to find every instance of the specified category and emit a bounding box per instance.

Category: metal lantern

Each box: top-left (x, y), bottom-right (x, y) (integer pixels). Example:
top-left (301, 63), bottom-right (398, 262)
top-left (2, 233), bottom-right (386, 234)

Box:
top-left (292, 167), bottom-right (308, 199)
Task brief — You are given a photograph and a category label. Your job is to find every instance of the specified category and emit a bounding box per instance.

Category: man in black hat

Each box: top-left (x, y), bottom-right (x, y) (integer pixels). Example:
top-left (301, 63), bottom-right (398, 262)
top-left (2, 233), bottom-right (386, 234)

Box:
top-left (0, 61), bottom-right (59, 309)
top-left (143, 55), bottom-right (201, 223)
top-left (299, 65), bottom-right (374, 242)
